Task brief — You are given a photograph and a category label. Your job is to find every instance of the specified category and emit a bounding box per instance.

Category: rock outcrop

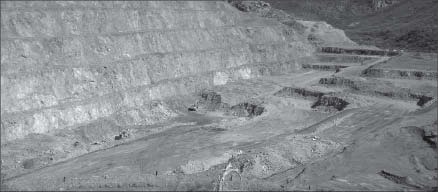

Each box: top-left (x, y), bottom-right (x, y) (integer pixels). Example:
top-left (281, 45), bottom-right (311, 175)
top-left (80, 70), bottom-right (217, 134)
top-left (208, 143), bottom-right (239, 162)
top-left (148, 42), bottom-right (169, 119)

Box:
top-left (0, 1), bottom-right (314, 142)
top-left (229, 1), bottom-right (358, 48)
top-left (362, 68), bottom-right (438, 80)
top-left (371, 0), bottom-right (400, 10)
top-left (298, 21), bottom-right (358, 47)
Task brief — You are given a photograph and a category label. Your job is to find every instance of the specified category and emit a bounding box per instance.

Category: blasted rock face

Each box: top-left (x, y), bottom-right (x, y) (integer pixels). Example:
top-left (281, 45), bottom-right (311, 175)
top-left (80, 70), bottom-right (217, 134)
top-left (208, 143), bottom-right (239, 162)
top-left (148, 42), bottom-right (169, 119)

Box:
top-left (298, 20), bottom-right (358, 47)
top-left (229, 0), bottom-right (271, 13)
top-left (311, 96), bottom-right (349, 111)
top-left (372, 0), bottom-right (400, 10)
top-left (192, 90), bottom-right (265, 117)
top-left (230, 102), bottom-right (265, 117)
top-left (0, 1), bottom-right (314, 142)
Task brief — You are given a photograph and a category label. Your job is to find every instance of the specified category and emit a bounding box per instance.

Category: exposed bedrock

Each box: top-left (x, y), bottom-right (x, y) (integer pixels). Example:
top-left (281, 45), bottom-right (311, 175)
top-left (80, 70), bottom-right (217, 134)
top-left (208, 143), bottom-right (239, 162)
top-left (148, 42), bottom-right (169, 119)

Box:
top-left (302, 64), bottom-right (348, 71)
top-left (0, 1), bottom-right (315, 142)
top-left (319, 77), bottom-right (436, 106)
top-left (319, 47), bottom-right (400, 56)
top-left (298, 21), bottom-right (358, 47)
top-left (299, 54), bottom-right (379, 71)
top-left (405, 122), bottom-right (438, 149)
top-left (319, 77), bottom-right (361, 90)
top-left (362, 68), bottom-right (438, 80)
top-left (191, 90), bottom-right (265, 117)
top-left (217, 134), bottom-right (342, 191)
top-left (311, 96), bottom-right (349, 111)
top-left (230, 102), bottom-right (265, 117)
top-left (274, 87), bottom-right (349, 111)
top-left (274, 87), bottom-right (324, 100)
top-left (192, 90), bottom-right (227, 111)
top-left (228, 0), bottom-right (306, 34)
top-left (315, 54), bottom-right (377, 63)
top-left (228, 1), bottom-right (363, 49)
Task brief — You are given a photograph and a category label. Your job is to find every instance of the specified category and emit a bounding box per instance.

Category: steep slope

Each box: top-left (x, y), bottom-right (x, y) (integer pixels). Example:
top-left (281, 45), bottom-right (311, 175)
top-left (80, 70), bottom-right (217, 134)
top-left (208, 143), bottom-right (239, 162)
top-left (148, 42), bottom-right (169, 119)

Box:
top-left (266, 0), bottom-right (438, 52)
top-left (3, 1), bottom-right (436, 191)
top-left (228, 0), bottom-right (364, 48)
top-left (0, 1), bottom-right (313, 143)
top-left (345, 0), bottom-right (438, 52)
top-left (264, 0), bottom-right (393, 26)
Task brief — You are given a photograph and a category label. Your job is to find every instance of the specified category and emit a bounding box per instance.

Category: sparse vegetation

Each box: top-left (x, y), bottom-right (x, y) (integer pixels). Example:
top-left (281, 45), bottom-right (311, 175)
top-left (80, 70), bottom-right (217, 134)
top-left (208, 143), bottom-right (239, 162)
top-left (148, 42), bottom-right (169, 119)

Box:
top-left (266, 0), bottom-right (438, 52)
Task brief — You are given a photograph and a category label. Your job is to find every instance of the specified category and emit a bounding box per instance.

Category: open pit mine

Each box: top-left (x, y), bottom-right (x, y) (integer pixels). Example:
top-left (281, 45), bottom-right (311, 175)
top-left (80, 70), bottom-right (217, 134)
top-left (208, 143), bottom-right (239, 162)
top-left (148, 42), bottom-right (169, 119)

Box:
top-left (1, 1), bottom-right (437, 191)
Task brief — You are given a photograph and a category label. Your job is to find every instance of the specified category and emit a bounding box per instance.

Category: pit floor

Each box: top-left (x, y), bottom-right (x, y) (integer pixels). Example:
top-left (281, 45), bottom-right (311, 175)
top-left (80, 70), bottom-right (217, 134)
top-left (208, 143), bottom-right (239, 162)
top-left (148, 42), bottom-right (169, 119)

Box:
top-left (2, 54), bottom-right (437, 191)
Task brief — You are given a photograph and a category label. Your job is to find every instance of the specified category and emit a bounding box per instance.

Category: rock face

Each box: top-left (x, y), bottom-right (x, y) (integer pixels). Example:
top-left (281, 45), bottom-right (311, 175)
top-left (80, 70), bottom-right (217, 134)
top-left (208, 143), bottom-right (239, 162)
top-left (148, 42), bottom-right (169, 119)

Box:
top-left (274, 87), bottom-right (324, 100)
top-left (265, 0), bottom-right (437, 52)
top-left (229, 1), bottom-right (357, 48)
top-left (371, 0), bottom-right (400, 10)
top-left (362, 68), bottom-right (438, 81)
top-left (0, 1), bottom-right (314, 142)
top-left (298, 20), bottom-right (358, 47)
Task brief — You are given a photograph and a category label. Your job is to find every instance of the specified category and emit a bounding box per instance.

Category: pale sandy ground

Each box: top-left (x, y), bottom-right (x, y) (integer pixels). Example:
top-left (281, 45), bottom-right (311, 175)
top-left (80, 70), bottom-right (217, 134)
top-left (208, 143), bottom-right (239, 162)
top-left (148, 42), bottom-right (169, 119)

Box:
top-left (2, 52), bottom-right (437, 191)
